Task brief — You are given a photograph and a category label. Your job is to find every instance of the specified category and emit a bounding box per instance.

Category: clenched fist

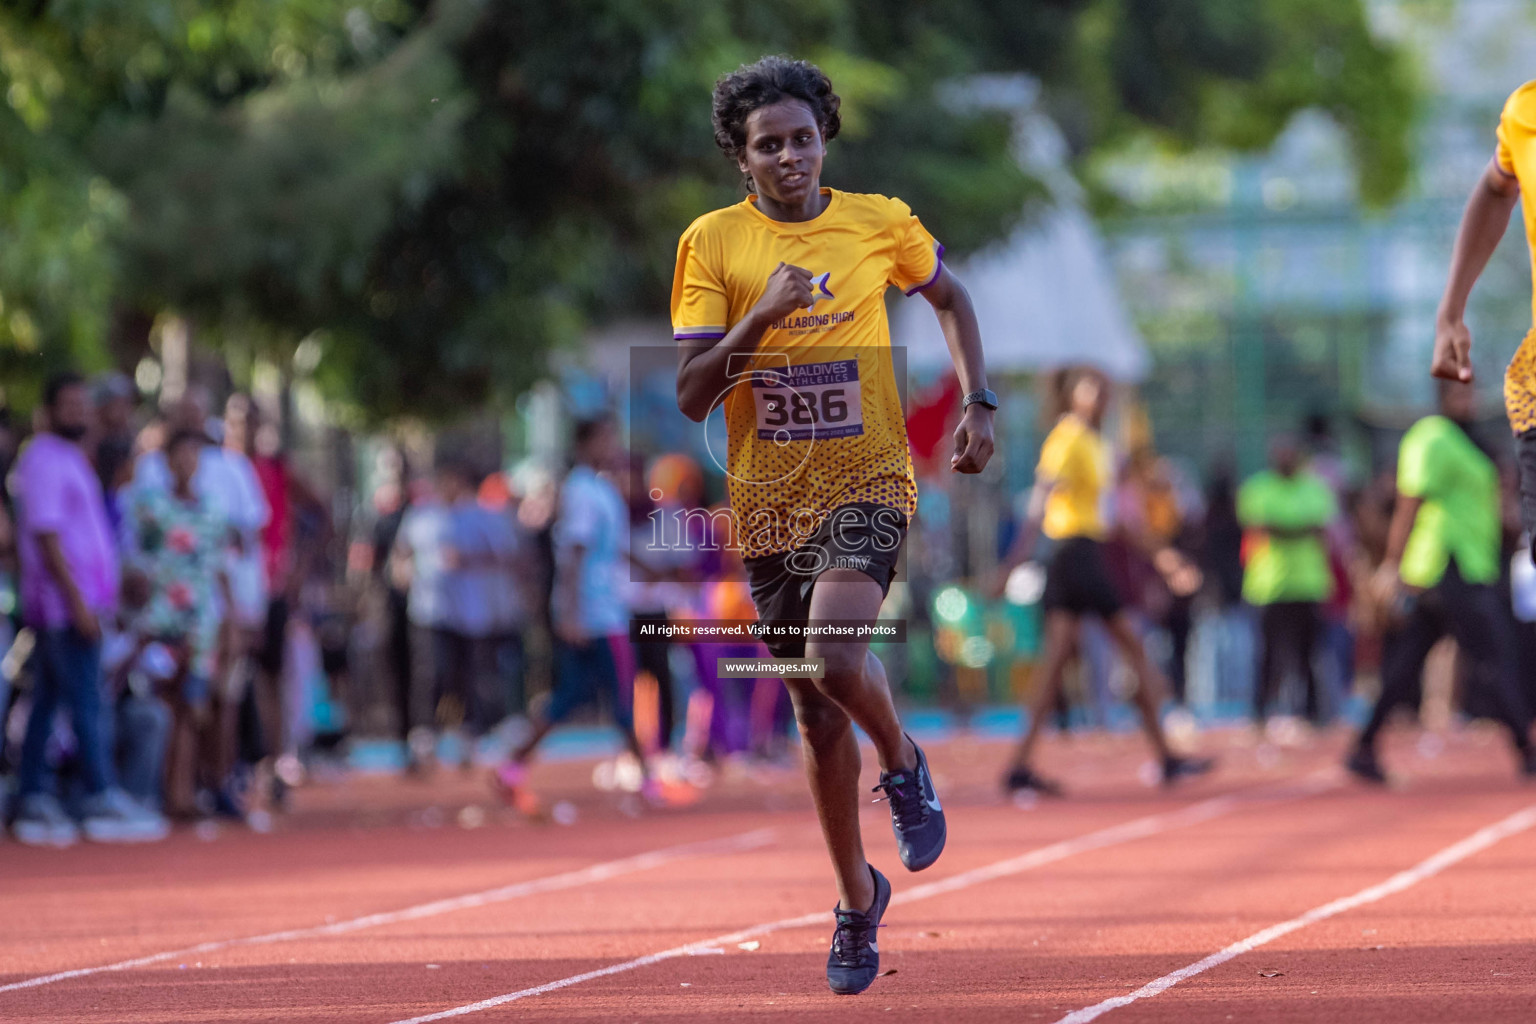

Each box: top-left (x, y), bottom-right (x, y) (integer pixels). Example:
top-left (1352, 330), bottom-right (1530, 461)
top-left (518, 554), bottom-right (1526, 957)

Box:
top-left (754, 262), bottom-right (815, 323)
top-left (1431, 317), bottom-right (1474, 382)
top-left (951, 406), bottom-right (995, 474)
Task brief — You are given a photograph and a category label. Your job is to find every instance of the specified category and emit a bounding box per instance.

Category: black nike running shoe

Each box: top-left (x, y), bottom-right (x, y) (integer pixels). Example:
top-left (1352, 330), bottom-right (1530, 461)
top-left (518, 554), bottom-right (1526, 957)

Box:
top-left (826, 866), bottom-right (891, 995)
top-left (873, 735), bottom-right (946, 871)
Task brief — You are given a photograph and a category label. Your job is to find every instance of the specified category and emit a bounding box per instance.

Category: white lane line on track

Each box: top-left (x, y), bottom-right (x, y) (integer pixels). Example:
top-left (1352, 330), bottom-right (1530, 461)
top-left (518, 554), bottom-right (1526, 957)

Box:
top-left (0, 827), bottom-right (776, 996)
top-left (1052, 801), bottom-right (1536, 1024)
top-left (384, 773), bottom-right (1339, 1024)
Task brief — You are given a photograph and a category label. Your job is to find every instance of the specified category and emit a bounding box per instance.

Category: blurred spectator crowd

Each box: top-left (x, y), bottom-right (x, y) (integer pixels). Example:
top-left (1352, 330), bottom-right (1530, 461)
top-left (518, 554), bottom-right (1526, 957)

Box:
top-left (5, 361), bottom-right (1534, 846)
top-left (0, 375), bottom-right (797, 845)
top-left (1, 372), bottom-right (333, 845)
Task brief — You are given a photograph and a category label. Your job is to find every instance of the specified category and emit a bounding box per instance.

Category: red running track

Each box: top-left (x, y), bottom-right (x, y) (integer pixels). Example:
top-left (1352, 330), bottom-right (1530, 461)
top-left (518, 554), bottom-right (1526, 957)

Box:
top-left (3, 725), bottom-right (1535, 1023)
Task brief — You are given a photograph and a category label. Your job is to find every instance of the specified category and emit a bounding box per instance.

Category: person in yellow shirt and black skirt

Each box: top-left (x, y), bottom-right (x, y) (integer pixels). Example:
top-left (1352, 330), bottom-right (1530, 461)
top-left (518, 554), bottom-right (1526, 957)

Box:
top-left (998, 367), bottom-right (1213, 795)
top-left (1432, 80), bottom-right (1536, 537)
top-left (672, 56), bottom-right (995, 996)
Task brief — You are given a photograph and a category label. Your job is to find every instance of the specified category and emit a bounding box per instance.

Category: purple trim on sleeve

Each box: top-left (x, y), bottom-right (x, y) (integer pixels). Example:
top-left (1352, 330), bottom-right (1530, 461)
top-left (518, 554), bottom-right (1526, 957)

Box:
top-left (904, 243), bottom-right (946, 296)
top-left (673, 330), bottom-right (727, 341)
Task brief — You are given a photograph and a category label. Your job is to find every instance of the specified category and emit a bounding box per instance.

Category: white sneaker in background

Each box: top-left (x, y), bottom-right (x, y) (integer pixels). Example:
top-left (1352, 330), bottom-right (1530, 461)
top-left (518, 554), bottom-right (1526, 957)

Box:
top-left (79, 788), bottom-right (170, 843)
top-left (11, 792), bottom-right (80, 848)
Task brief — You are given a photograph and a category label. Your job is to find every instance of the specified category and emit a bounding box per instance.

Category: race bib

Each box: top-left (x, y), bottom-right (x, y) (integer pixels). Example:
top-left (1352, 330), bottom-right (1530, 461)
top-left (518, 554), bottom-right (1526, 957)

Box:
top-left (751, 359), bottom-right (864, 441)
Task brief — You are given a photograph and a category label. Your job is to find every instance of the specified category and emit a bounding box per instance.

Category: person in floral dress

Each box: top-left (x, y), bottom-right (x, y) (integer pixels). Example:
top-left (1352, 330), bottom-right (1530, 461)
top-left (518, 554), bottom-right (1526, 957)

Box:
top-left (120, 429), bottom-right (230, 712)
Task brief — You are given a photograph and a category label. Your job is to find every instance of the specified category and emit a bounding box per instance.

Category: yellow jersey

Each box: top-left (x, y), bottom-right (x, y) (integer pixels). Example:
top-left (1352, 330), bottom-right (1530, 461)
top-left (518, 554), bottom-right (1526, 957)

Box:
top-left (1037, 414), bottom-right (1110, 541)
top-left (1497, 81), bottom-right (1536, 325)
top-left (670, 188), bottom-right (943, 558)
top-left (1496, 82), bottom-right (1536, 433)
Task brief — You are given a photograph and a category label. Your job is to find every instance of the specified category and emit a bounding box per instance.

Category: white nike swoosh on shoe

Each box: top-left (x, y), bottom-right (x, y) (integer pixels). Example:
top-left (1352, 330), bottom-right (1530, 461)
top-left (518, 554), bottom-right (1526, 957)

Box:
top-left (868, 942), bottom-right (878, 953)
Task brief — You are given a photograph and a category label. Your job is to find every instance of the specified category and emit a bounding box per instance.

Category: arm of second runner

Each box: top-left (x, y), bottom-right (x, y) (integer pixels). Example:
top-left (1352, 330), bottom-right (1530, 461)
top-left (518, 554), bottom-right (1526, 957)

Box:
top-left (988, 475), bottom-right (1053, 598)
top-left (919, 266), bottom-right (994, 474)
top-left (1432, 156), bottom-right (1521, 382)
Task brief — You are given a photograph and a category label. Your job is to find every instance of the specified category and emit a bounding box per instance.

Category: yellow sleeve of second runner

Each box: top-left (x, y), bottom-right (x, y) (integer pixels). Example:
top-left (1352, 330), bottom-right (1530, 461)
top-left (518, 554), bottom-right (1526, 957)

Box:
top-left (1036, 420), bottom-right (1080, 484)
top-left (1496, 81), bottom-right (1536, 177)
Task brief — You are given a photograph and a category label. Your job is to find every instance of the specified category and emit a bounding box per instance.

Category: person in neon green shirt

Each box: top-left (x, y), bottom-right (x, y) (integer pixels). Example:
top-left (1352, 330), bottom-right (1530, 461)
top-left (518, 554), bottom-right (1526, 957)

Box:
top-left (1238, 439), bottom-right (1337, 727)
top-left (1350, 380), bottom-right (1535, 783)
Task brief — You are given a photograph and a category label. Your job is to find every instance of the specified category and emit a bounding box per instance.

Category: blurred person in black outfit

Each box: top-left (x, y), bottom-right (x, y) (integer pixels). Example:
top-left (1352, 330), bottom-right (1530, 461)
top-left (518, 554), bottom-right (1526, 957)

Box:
top-left (1201, 464), bottom-right (1246, 611)
top-left (1199, 464), bottom-right (1256, 712)
top-left (369, 449), bottom-right (416, 765)
top-left (92, 373), bottom-right (139, 529)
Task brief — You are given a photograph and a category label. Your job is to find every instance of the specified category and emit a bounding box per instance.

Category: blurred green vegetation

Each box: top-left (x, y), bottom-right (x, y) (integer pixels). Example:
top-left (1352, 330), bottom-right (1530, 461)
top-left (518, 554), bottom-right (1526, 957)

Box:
top-left (0, 0), bottom-right (1415, 420)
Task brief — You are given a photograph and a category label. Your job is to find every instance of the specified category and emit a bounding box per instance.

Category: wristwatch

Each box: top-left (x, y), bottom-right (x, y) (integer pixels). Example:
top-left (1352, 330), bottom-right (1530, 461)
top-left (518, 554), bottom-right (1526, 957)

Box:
top-left (962, 388), bottom-right (998, 412)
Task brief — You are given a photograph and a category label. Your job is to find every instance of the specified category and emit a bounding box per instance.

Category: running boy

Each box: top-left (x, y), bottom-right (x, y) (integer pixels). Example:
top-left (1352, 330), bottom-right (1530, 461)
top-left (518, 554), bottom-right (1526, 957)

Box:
top-left (672, 56), bottom-right (994, 995)
top-left (1430, 80), bottom-right (1536, 535)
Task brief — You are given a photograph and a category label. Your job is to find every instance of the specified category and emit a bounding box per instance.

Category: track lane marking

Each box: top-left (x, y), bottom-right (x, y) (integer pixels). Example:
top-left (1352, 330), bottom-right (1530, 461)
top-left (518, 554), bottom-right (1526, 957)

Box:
top-left (1052, 801), bottom-right (1536, 1023)
top-left (384, 774), bottom-right (1338, 1023)
top-left (0, 827), bottom-right (776, 995)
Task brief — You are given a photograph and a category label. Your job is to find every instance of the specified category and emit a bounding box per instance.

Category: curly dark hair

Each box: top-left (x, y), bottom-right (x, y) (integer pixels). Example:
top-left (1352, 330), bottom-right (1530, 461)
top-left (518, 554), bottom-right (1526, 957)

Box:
top-left (712, 56), bottom-right (841, 186)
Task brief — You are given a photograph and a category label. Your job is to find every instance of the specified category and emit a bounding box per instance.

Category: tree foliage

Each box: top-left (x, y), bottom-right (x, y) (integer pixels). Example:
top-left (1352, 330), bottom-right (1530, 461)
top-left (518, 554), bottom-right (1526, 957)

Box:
top-left (0, 0), bottom-right (1416, 419)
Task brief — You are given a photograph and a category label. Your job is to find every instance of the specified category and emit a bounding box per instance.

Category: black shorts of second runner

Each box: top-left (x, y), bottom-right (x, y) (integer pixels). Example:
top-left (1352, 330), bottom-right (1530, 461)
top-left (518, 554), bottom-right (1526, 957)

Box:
top-left (744, 503), bottom-right (908, 660)
top-left (1041, 535), bottom-right (1124, 619)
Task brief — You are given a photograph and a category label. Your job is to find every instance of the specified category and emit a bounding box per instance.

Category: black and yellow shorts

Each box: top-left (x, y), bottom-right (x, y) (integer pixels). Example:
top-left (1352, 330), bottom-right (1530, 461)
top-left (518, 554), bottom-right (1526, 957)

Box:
top-left (1505, 328), bottom-right (1536, 435)
top-left (743, 503), bottom-right (907, 660)
top-left (1506, 329), bottom-right (1536, 543)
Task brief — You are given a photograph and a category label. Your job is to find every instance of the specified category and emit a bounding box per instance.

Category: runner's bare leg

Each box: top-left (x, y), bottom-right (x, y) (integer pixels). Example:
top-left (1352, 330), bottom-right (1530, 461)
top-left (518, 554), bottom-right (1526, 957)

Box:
top-left (782, 568), bottom-right (917, 914)
top-left (1009, 610), bottom-right (1078, 769)
top-left (1105, 612), bottom-right (1174, 760)
top-left (804, 569), bottom-right (916, 773)
top-left (783, 678), bottom-right (873, 913)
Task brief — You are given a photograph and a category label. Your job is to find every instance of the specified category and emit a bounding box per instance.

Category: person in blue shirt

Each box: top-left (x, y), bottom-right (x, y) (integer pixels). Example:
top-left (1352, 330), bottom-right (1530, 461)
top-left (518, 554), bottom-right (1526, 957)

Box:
top-left (493, 414), bottom-right (652, 801)
top-left (395, 457), bottom-right (500, 769)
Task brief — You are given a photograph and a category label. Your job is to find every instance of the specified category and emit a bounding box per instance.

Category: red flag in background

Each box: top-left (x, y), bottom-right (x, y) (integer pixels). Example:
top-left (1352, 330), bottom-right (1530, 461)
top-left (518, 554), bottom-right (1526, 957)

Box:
top-left (906, 371), bottom-right (962, 475)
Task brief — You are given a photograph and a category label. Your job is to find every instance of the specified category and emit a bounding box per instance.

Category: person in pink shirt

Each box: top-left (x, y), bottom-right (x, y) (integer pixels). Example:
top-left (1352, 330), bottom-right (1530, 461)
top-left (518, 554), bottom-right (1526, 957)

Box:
top-left (10, 372), bottom-right (163, 846)
top-left (15, 375), bottom-right (119, 642)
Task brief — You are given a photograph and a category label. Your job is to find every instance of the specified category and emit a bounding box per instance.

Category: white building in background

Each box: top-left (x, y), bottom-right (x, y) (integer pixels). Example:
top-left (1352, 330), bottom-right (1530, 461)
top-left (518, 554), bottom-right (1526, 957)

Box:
top-left (892, 204), bottom-right (1150, 382)
top-left (891, 76), bottom-right (1150, 382)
